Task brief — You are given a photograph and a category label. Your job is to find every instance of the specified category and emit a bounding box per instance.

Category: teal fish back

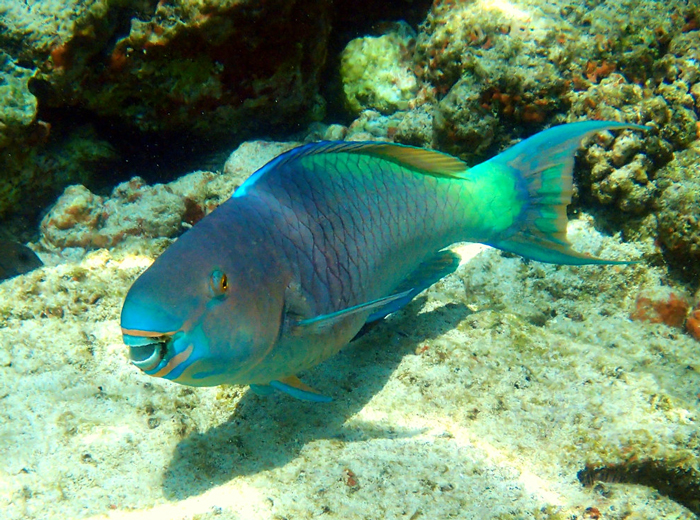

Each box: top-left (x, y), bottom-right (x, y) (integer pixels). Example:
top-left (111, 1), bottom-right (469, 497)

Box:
top-left (237, 142), bottom-right (475, 318)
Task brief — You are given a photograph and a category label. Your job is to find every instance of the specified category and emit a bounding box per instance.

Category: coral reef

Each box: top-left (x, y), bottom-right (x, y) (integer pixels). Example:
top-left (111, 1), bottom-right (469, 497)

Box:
top-left (38, 139), bottom-right (298, 252)
top-left (29, 0), bottom-right (331, 136)
top-left (0, 0), bottom-right (331, 221)
top-left (0, 125), bottom-right (118, 220)
top-left (338, 0), bottom-right (700, 281)
top-left (0, 50), bottom-right (37, 147)
top-left (40, 180), bottom-right (189, 249)
top-left (402, 0), bottom-right (698, 170)
top-left (654, 144), bottom-right (700, 281)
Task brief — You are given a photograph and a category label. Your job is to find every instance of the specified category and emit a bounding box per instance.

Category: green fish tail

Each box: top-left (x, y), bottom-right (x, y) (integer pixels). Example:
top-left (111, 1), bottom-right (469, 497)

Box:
top-left (483, 121), bottom-right (646, 265)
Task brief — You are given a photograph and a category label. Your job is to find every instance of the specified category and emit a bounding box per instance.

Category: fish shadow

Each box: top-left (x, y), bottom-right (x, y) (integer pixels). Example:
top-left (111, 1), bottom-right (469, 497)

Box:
top-left (161, 298), bottom-right (470, 499)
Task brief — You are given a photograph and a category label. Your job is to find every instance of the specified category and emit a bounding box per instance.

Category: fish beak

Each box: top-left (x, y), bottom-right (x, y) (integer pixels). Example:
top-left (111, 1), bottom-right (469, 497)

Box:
top-left (123, 332), bottom-right (171, 372)
top-left (121, 328), bottom-right (194, 379)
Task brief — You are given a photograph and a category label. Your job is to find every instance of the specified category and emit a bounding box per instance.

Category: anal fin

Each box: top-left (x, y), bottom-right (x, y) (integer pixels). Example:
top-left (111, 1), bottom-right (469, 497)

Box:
top-left (269, 376), bottom-right (332, 402)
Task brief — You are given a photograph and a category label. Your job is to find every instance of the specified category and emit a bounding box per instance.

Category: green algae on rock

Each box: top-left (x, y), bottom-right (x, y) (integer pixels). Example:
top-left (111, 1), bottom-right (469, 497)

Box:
top-left (0, 124), bottom-right (118, 221)
top-left (0, 50), bottom-right (37, 143)
top-left (340, 22), bottom-right (419, 115)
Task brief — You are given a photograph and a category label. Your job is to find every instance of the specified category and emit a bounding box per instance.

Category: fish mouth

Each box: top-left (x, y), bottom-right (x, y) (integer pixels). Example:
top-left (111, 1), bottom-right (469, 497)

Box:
top-left (122, 332), bottom-right (172, 372)
top-left (122, 329), bottom-right (195, 379)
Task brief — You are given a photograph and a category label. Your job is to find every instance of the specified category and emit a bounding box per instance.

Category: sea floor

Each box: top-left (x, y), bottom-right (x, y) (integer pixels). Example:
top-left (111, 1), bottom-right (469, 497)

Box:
top-left (0, 212), bottom-right (698, 520)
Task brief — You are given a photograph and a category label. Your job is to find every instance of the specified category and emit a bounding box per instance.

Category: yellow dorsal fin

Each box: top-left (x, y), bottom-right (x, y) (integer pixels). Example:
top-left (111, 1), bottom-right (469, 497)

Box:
top-left (237, 141), bottom-right (470, 198)
top-left (350, 143), bottom-right (469, 179)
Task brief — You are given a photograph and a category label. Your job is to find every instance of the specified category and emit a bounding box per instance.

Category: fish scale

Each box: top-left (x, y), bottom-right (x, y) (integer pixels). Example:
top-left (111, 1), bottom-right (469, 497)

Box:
top-left (121, 121), bottom-right (644, 401)
top-left (273, 154), bottom-right (454, 311)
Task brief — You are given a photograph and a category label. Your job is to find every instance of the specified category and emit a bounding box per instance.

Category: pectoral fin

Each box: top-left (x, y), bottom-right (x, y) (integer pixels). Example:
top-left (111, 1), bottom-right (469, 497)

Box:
top-left (249, 383), bottom-right (275, 396)
top-left (366, 249), bottom-right (461, 323)
top-left (293, 289), bottom-right (414, 334)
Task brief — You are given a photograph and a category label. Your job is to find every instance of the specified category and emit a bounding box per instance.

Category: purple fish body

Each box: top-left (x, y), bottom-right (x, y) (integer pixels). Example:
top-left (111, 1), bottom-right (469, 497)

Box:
top-left (121, 122), bottom-right (643, 401)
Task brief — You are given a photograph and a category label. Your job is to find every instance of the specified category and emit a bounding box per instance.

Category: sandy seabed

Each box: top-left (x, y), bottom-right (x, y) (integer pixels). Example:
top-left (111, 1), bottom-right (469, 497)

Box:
top-left (1, 213), bottom-right (698, 520)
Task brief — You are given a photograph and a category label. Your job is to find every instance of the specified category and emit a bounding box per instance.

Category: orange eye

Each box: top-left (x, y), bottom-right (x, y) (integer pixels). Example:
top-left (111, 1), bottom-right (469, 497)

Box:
top-left (209, 270), bottom-right (228, 297)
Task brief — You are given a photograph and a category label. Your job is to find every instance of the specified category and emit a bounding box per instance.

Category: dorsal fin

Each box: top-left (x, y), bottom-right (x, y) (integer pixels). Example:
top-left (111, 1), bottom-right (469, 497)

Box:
top-left (234, 141), bottom-right (469, 197)
top-left (345, 142), bottom-right (469, 178)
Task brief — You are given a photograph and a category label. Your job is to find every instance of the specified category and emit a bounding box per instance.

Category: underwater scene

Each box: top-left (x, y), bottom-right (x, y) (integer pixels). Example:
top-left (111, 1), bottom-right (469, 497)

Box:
top-left (1, 0), bottom-right (700, 519)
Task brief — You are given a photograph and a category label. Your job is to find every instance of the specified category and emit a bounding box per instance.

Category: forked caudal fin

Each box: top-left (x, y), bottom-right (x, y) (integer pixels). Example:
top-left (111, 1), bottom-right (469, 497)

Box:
top-left (483, 121), bottom-right (647, 265)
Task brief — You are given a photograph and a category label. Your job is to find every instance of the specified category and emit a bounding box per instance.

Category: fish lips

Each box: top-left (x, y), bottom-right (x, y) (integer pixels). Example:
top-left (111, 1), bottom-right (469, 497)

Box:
top-left (123, 332), bottom-right (171, 371)
top-left (122, 330), bottom-right (193, 379)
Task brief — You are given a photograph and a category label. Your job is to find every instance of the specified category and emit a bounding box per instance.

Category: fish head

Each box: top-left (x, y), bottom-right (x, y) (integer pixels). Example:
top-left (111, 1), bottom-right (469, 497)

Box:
top-left (120, 222), bottom-right (285, 387)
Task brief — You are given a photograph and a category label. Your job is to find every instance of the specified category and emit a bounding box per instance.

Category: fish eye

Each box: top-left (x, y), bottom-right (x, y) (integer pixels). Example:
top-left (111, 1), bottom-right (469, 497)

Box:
top-left (209, 269), bottom-right (229, 298)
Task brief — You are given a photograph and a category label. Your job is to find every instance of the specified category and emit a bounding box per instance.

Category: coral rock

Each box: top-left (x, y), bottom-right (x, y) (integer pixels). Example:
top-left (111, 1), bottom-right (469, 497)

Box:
top-left (31, 0), bottom-right (332, 137)
top-left (40, 178), bottom-right (187, 250)
top-left (341, 22), bottom-right (419, 115)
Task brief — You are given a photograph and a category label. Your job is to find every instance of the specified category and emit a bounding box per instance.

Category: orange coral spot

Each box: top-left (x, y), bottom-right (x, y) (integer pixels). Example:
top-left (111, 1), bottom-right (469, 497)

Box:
top-left (572, 75), bottom-right (589, 91)
top-left (585, 60), bottom-right (616, 83)
top-left (521, 105), bottom-right (545, 123)
top-left (682, 16), bottom-right (698, 32)
top-left (583, 507), bottom-right (601, 520)
top-left (109, 47), bottom-right (129, 72)
top-left (342, 468), bottom-right (358, 487)
top-left (50, 42), bottom-right (72, 69)
top-left (687, 309), bottom-right (700, 341)
top-left (631, 291), bottom-right (690, 329)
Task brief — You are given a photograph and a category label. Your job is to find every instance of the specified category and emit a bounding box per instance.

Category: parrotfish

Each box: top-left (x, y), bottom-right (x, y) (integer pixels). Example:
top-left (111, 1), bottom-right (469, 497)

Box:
top-left (121, 121), bottom-right (643, 402)
top-left (0, 239), bottom-right (43, 281)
